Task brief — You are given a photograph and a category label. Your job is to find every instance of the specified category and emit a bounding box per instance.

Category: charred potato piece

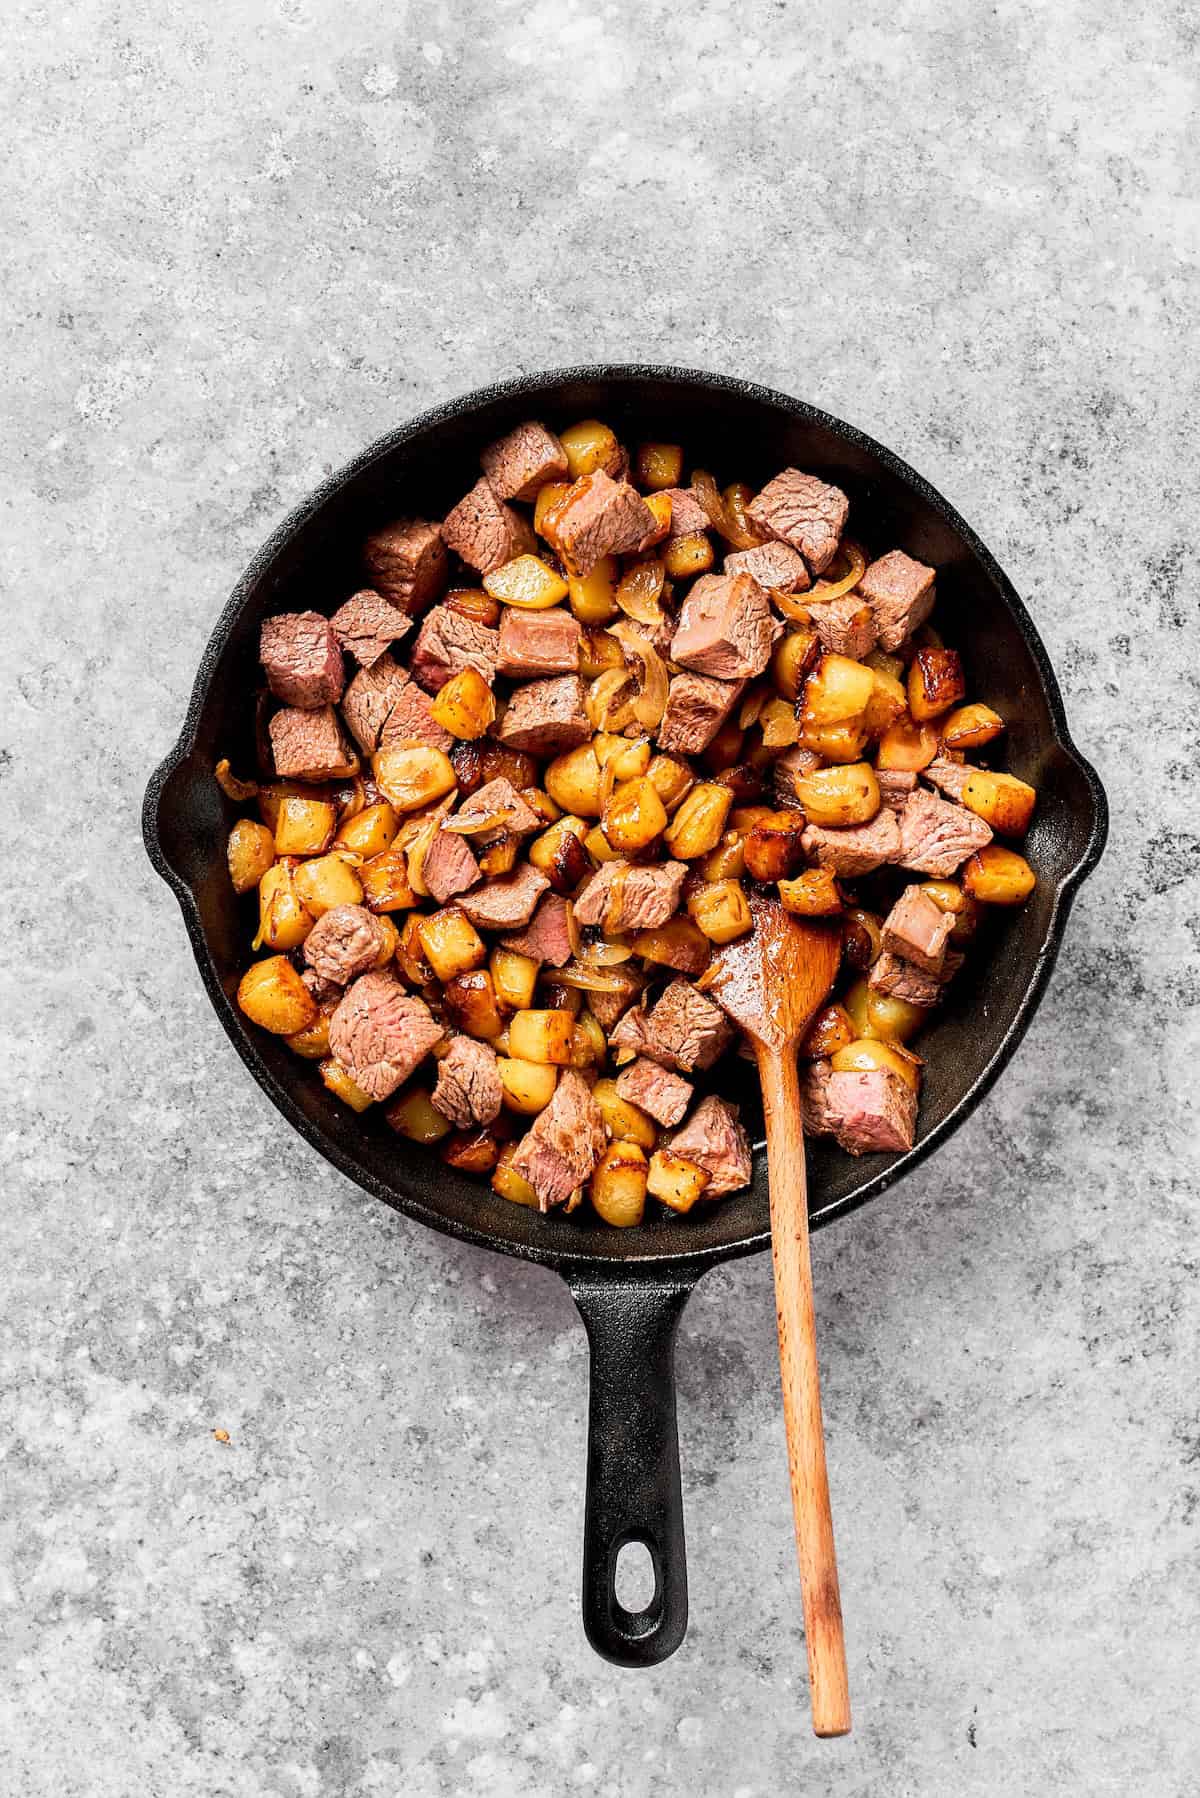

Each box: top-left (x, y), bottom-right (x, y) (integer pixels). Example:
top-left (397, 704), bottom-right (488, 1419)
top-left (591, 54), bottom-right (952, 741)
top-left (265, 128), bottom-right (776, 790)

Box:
top-left (907, 647), bottom-right (966, 722)
top-left (442, 969), bottom-right (506, 1041)
top-left (941, 702), bottom-right (1004, 752)
top-left (590, 1141), bottom-right (648, 1228)
top-left (255, 861), bottom-right (314, 951)
top-left (443, 587), bottom-right (500, 629)
top-left (802, 653), bottom-right (875, 727)
top-left (333, 801), bottom-right (399, 861)
top-left (962, 770), bottom-right (1037, 837)
top-left (603, 777), bottom-right (668, 856)
top-left (358, 847), bottom-right (418, 912)
top-left (430, 667), bottom-right (497, 739)
top-left (508, 1009), bottom-right (577, 1067)
top-left (791, 763), bottom-right (880, 828)
top-left (632, 917), bottom-right (711, 976)
top-left (386, 1085), bottom-right (453, 1144)
top-left (961, 844), bottom-right (1036, 904)
top-left (841, 906), bottom-right (883, 970)
top-left (227, 818), bottom-right (276, 894)
top-left (778, 868), bottom-right (842, 916)
top-left (876, 714), bottom-right (940, 771)
top-left (274, 794), bottom-right (336, 856)
top-left (450, 741), bottom-right (538, 798)
top-left (771, 627), bottom-right (821, 701)
top-left (799, 1001), bottom-right (856, 1060)
top-left (646, 1150), bottom-right (709, 1213)
top-left (440, 1128), bottom-right (502, 1173)
top-left (490, 947), bottom-right (539, 1012)
top-left (237, 956), bottom-right (316, 1035)
top-left (417, 907), bottom-right (487, 982)
top-left (743, 811), bottom-right (806, 883)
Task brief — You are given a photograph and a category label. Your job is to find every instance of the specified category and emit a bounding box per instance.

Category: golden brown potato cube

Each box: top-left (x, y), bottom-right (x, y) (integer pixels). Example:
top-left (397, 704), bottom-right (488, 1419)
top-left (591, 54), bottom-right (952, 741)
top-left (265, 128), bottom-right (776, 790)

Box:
top-left (663, 532), bottom-right (714, 579)
top-left (490, 946), bottom-right (539, 1012)
top-left (700, 832), bottom-right (747, 881)
top-left (430, 667), bottom-right (497, 739)
top-left (591, 1142), bottom-right (648, 1228)
top-left (918, 879), bottom-right (980, 942)
top-left (507, 1008), bottom-right (577, 1067)
top-left (534, 481), bottom-right (572, 538)
top-left (227, 818), bottom-right (276, 894)
top-left (862, 667), bottom-right (908, 738)
top-left (358, 847), bottom-right (418, 912)
top-left (771, 627), bottom-right (821, 701)
top-left (602, 776), bottom-right (669, 855)
top-left (484, 554), bottom-right (569, 610)
top-left (492, 1142), bottom-right (541, 1207)
top-left (962, 844), bottom-right (1036, 904)
top-left (907, 647), bottom-right (966, 722)
top-left (832, 1038), bottom-right (921, 1091)
top-left (759, 697), bottom-right (800, 749)
top-left (962, 770), bottom-right (1037, 837)
top-left (285, 1003), bottom-right (334, 1060)
top-left (529, 814), bottom-right (588, 873)
top-left (497, 1056), bottom-right (559, 1114)
top-left (799, 1001), bottom-right (856, 1060)
top-left (571, 1011), bottom-right (606, 1067)
top-left (664, 781), bottom-right (733, 859)
top-left (802, 653), bottom-right (875, 727)
top-left (273, 794), bottom-right (337, 857)
top-left (440, 1127), bottom-right (502, 1173)
top-left (798, 719), bottom-right (869, 763)
top-left (594, 733), bottom-right (652, 781)
top-left (743, 811), bottom-right (807, 882)
top-left (479, 834), bottom-right (520, 877)
top-left (633, 917), bottom-right (712, 975)
top-left (293, 853), bottom-right (364, 918)
top-left (940, 701), bottom-right (1004, 752)
top-left (333, 801), bottom-right (399, 861)
top-left (792, 762), bottom-right (880, 828)
top-left (256, 779), bottom-right (324, 834)
top-left (636, 442), bottom-right (684, 490)
top-left (417, 907), bottom-right (487, 982)
top-left (386, 1085), bottom-right (453, 1144)
top-left (545, 743), bottom-right (604, 817)
top-left (646, 754), bottom-right (693, 814)
top-left (841, 975), bottom-right (925, 1044)
top-left (319, 1057), bottom-right (375, 1111)
top-left (646, 1150), bottom-right (710, 1213)
top-left (591, 1079), bottom-right (657, 1151)
top-left (568, 556), bottom-right (619, 625)
top-left (237, 955), bottom-right (317, 1035)
top-left (371, 746), bottom-right (457, 813)
top-left (639, 491), bottom-right (673, 547)
top-left (255, 861), bottom-right (314, 951)
top-left (560, 418), bottom-right (621, 480)
top-left (875, 714), bottom-right (939, 771)
top-left (584, 823), bottom-right (621, 863)
top-left (442, 969), bottom-right (506, 1041)
top-left (396, 913), bottom-right (435, 985)
top-left (686, 879), bottom-right (752, 944)
top-left (778, 868), bottom-right (842, 916)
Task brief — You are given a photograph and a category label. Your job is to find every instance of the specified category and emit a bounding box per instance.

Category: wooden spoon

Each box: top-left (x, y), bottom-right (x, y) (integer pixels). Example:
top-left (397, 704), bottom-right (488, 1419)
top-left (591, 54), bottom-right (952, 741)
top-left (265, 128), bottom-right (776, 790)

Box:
top-left (707, 893), bottom-right (850, 1737)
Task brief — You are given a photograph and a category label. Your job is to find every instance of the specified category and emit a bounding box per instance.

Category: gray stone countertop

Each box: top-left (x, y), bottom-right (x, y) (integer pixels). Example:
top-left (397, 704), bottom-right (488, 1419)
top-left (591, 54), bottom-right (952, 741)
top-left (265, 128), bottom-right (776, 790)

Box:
top-left (2, 1), bottom-right (1198, 1792)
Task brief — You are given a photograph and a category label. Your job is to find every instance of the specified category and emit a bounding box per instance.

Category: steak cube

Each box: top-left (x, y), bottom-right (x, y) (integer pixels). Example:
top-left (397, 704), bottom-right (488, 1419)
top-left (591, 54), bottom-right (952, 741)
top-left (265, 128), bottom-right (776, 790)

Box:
top-left (499, 893), bottom-right (575, 966)
top-left (409, 603), bottom-right (500, 694)
top-left (269, 705), bottom-right (357, 780)
top-left (432, 1035), bottom-right (503, 1128)
top-left (800, 1057), bottom-right (838, 1135)
top-left (422, 828), bottom-right (482, 904)
top-left (302, 903), bottom-right (391, 987)
top-left (363, 518), bottom-right (447, 616)
top-left (868, 948), bottom-right (962, 1007)
top-left (544, 470), bottom-right (656, 576)
top-left (806, 595), bottom-right (877, 660)
top-left (458, 863), bottom-right (550, 931)
top-left (577, 963), bottom-right (644, 1032)
top-left (511, 1069), bottom-right (606, 1211)
top-left (856, 550), bottom-right (936, 651)
top-left (480, 420), bottom-right (569, 502)
top-left (611, 979), bottom-right (733, 1073)
top-left (442, 477), bottom-right (536, 576)
top-left (893, 787), bottom-right (992, 877)
top-left (669, 572), bottom-right (779, 681)
top-left (659, 486), bottom-right (712, 541)
top-left (880, 886), bottom-right (954, 974)
top-left (746, 469), bottom-right (849, 575)
top-left (922, 755), bottom-right (971, 802)
top-left (801, 809), bottom-right (900, 876)
top-left (657, 672), bottom-right (744, 756)
top-left (341, 653), bottom-right (412, 754)
top-left (330, 589), bottom-right (411, 669)
top-left (667, 1095), bottom-right (751, 1195)
top-left (328, 971), bottom-right (445, 1102)
top-left (723, 540), bottom-right (811, 593)
top-left (824, 1067), bottom-right (918, 1155)
top-left (378, 675), bottom-right (453, 752)
top-left (496, 606), bottom-right (582, 678)
top-left (614, 1057), bottom-right (693, 1128)
top-left (448, 777), bottom-right (541, 843)
top-left (573, 859), bottom-right (687, 933)
top-left (259, 612), bottom-right (345, 709)
top-left (495, 676), bottom-right (590, 755)
top-left (876, 768), bottom-right (917, 812)
top-left (773, 744), bottom-right (822, 809)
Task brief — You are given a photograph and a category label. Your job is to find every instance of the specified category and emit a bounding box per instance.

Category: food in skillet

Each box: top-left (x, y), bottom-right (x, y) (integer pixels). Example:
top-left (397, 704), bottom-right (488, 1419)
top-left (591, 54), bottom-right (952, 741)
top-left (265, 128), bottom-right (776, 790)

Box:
top-left (223, 416), bottom-right (1038, 1225)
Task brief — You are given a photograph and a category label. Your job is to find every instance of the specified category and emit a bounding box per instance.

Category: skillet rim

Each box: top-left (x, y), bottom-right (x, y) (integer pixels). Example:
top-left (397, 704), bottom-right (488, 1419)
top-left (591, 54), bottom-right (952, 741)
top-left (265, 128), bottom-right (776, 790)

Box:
top-left (142, 363), bottom-right (1108, 1271)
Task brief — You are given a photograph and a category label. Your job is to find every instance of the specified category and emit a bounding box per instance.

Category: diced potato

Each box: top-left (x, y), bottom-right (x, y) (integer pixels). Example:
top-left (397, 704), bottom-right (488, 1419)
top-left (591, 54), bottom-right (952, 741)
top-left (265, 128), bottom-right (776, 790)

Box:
top-left (864, 648), bottom-right (906, 682)
top-left (759, 697), bottom-right (801, 749)
top-left (417, 907), bottom-right (487, 982)
top-left (372, 746), bottom-right (457, 813)
top-left (441, 1128), bottom-right (502, 1173)
top-left (534, 481), bottom-right (572, 537)
top-left (799, 1001), bottom-right (856, 1059)
top-left (387, 1085), bottom-right (453, 1144)
top-left (257, 779), bottom-right (329, 834)
top-left (831, 1038), bottom-right (921, 1091)
top-left (497, 1056), bottom-right (559, 1114)
top-left (941, 702), bottom-right (1004, 753)
top-left (798, 719), bottom-right (869, 762)
top-left (333, 801), bottom-right (399, 861)
top-left (571, 1011), bottom-right (606, 1067)
top-left (700, 832), bottom-right (747, 881)
top-left (319, 1057), bottom-right (375, 1111)
top-left (842, 975), bottom-right (924, 1044)
top-left (541, 980), bottom-right (582, 1018)
top-left (771, 627), bottom-right (821, 701)
top-left (430, 667), bottom-right (497, 739)
top-left (779, 868), bottom-right (842, 916)
top-left (581, 822), bottom-right (618, 863)
top-left (664, 782), bottom-right (733, 859)
top-left (841, 906), bottom-right (883, 970)
top-left (961, 844), bottom-right (1036, 905)
top-left (646, 1149), bottom-right (710, 1214)
top-left (274, 794), bottom-right (336, 857)
top-left (255, 861), bottom-right (314, 950)
top-left (396, 913), bottom-right (435, 985)
top-left (792, 762), bottom-right (880, 828)
top-left (479, 835), bottom-right (520, 877)
top-left (687, 878), bottom-right (752, 944)
top-left (285, 1004), bottom-right (333, 1060)
top-left (591, 1079), bottom-right (657, 1151)
top-left (560, 418), bottom-right (620, 480)
top-left (636, 441), bottom-right (684, 490)
top-left (876, 714), bottom-right (939, 771)
top-left (489, 946), bottom-right (540, 1012)
top-left (702, 716), bottom-right (745, 772)
top-left (743, 811), bottom-right (806, 882)
top-left (602, 776), bottom-right (668, 855)
top-left (907, 647), bottom-right (966, 722)
top-left (484, 554), bottom-right (569, 610)
top-left (646, 754), bottom-right (693, 814)
top-left (594, 733), bottom-right (651, 782)
top-left (529, 814), bottom-right (587, 870)
top-left (444, 587), bottom-right (500, 628)
top-left (443, 970), bottom-right (506, 1040)
top-left (492, 1141), bottom-right (540, 1207)
top-left (237, 955), bottom-right (317, 1035)
top-left (862, 667), bottom-right (908, 738)
top-left (802, 653), bottom-right (875, 727)
top-left (293, 853), bottom-right (364, 918)
top-left (962, 770), bottom-right (1037, 837)
top-left (358, 847), bottom-right (418, 912)
top-left (919, 879), bottom-right (980, 942)
top-left (545, 743), bottom-right (604, 818)
top-left (227, 818), bottom-right (276, 894)
top-left (639, 491), bottom-right (673, 547)
top-left (633, 916), bottom-right (712, 973)
top-left (568, 556), bottom-right (619, 624)
top-left (663, 532), bottom-right (714, 579)
top-left (591, 1142), bottom-right (648, 1228)
top-left (508, 1008), bottom-right (577, 1067)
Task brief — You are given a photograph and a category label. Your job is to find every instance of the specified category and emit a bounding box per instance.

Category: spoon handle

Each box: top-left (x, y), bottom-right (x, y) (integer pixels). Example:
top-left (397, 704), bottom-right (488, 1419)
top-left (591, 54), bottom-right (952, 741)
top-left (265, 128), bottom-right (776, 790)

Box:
top-left (757, 1044), bottom-right (851, 1738)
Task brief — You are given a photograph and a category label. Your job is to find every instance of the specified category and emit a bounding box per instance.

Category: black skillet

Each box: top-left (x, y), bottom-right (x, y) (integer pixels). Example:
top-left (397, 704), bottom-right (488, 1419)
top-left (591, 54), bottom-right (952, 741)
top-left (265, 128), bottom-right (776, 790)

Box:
top-left (143, 366), bottom-right (1107, 1667)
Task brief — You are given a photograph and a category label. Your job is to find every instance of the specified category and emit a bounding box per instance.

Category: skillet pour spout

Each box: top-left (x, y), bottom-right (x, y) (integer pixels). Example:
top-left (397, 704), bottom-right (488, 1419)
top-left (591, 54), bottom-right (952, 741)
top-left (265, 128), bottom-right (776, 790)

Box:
top-left (144, 366), bottom-right (1107, 1667)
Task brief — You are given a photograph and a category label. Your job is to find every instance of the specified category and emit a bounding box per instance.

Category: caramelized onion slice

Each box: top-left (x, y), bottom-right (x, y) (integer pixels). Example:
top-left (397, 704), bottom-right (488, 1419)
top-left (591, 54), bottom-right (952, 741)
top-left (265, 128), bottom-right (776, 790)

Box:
top-left (809, 539), bottom-right (867, 604)
top-left (691, 469), bottom-right (768, 550)
top-left (611, 623), bottom-right (669, 731)
top-left (769, 587), bottom-right (814, 624)
top-left (556, 960), bottom-right (635, 993)
top-left (577, 934), bottom-right (634, 967)
top-left (586, 668), bottom-right (639, 733)
top-left (215, 758), bottom-right (259, 802)
top-left (615, 559), bottom-right (667, 627)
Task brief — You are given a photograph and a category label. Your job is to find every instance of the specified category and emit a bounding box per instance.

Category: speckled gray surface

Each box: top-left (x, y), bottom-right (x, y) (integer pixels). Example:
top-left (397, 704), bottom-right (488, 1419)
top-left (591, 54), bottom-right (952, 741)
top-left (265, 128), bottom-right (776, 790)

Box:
top-left (3, 1), bottom-right (1199, 1791)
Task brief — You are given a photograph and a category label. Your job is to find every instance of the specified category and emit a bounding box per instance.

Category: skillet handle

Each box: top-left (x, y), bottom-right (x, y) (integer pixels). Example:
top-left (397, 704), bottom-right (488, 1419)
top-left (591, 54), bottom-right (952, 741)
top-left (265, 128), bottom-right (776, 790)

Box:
top-left (566, 1274), bottom-right (696, 1666)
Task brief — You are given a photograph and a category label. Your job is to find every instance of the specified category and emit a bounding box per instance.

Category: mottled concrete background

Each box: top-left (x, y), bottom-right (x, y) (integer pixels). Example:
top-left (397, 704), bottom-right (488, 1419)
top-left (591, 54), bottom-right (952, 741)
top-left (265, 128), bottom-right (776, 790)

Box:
top-left (3, 1), bottom-right (1198, 1792)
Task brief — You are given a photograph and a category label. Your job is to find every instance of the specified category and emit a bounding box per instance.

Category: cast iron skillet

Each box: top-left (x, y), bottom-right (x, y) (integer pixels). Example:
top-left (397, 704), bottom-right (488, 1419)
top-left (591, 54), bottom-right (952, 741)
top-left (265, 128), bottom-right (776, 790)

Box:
top-left (143, 366), bottom-right (1107, 1667)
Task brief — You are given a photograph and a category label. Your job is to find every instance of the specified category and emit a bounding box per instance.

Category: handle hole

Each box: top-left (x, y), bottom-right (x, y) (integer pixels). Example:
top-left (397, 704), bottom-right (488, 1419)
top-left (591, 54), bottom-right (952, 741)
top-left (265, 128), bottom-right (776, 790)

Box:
top-left (613, 1538), bottom-right (658, 1615)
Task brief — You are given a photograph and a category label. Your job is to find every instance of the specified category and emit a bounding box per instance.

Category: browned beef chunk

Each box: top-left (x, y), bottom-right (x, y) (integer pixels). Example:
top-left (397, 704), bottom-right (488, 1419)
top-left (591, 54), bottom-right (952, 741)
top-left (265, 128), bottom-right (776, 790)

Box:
top-left (544, 471), bottom-right (656, 575)
top-left (496, 607), bottom-right (582, 678)
top-left (457, 863), bottom-right (550, 931)
top-left (923, 755), bottom-right (971, 801)
top-left (496, 676), bottom-right (590, 755)
top-left (611, 979), bottom-right (733, 1073)
top-left (441, 477), bottom-right (536, 576)
top-left (341, 654), bottom-right (412, 753)
top-left (800, 1057), bottom-right (838, 1135)
top-left (480, 420), bottom-right (569, 502)
top-left (578, 964), bottom-right (645, 1032)
top-left (500, 893), bottom-right (575, 966)
top-left (269, 705), bottom-right (357, 780)
top-left (880, 886), bottom-right (954, 974)
top-left (723, 540), bottom-right (811, 593)
top-left (330, 590), bottom-right (411, 669)
top-left (657, 672), bottom-right (744, 756)
top-left (302, 903), bottom-right (390, 986)
top-left (422, 829), bottom-right (482, 904)
top-left (773, 745), bottom-right (823, 809)
top-left (893, 787), bottom-right (992, 876)
top-left (669, 572), bottom-right (779, 681)
top-left (806, 595), bottom-right (877, 660)
top-left (329, 971), bottom-right (445, 1101)
top-left (658, 487), bottom-right (711, 540)
top-left (363, 518), bottom-right (447, 615)
top-left (447, 777), bottom-right (541, 844)
top-left (801, 809), bottom-right (900, 876)
top-left (573, 860), bottom-right (687, 933)
top-left (856, 549), bottom-right (935, 651)
top-left (511, 1069), bottom-right (606, 1210)
top-left (409, 603), bottom-right (500, 694)
top-left (260, 612), bottom-right (345, 709)
top-left (431, 1035), bottom-right (502, 1128)
top-left (824, 1067), bottom-right (917, 1155)
top-left (747, 469), bottom-right (849, 575)
top-left (301, 966), bottom-right (342, 1005)
top-left (614, 1057), bottom-right (693, 1127)
top-left (379, 676), bottom-right (454, 752)
top-left (668, 1095), bottom-right (752, 1194)
top-left (869, 948), bottom-right (962, 1006)
top-left (876, 768), bottom-right (917, 812)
